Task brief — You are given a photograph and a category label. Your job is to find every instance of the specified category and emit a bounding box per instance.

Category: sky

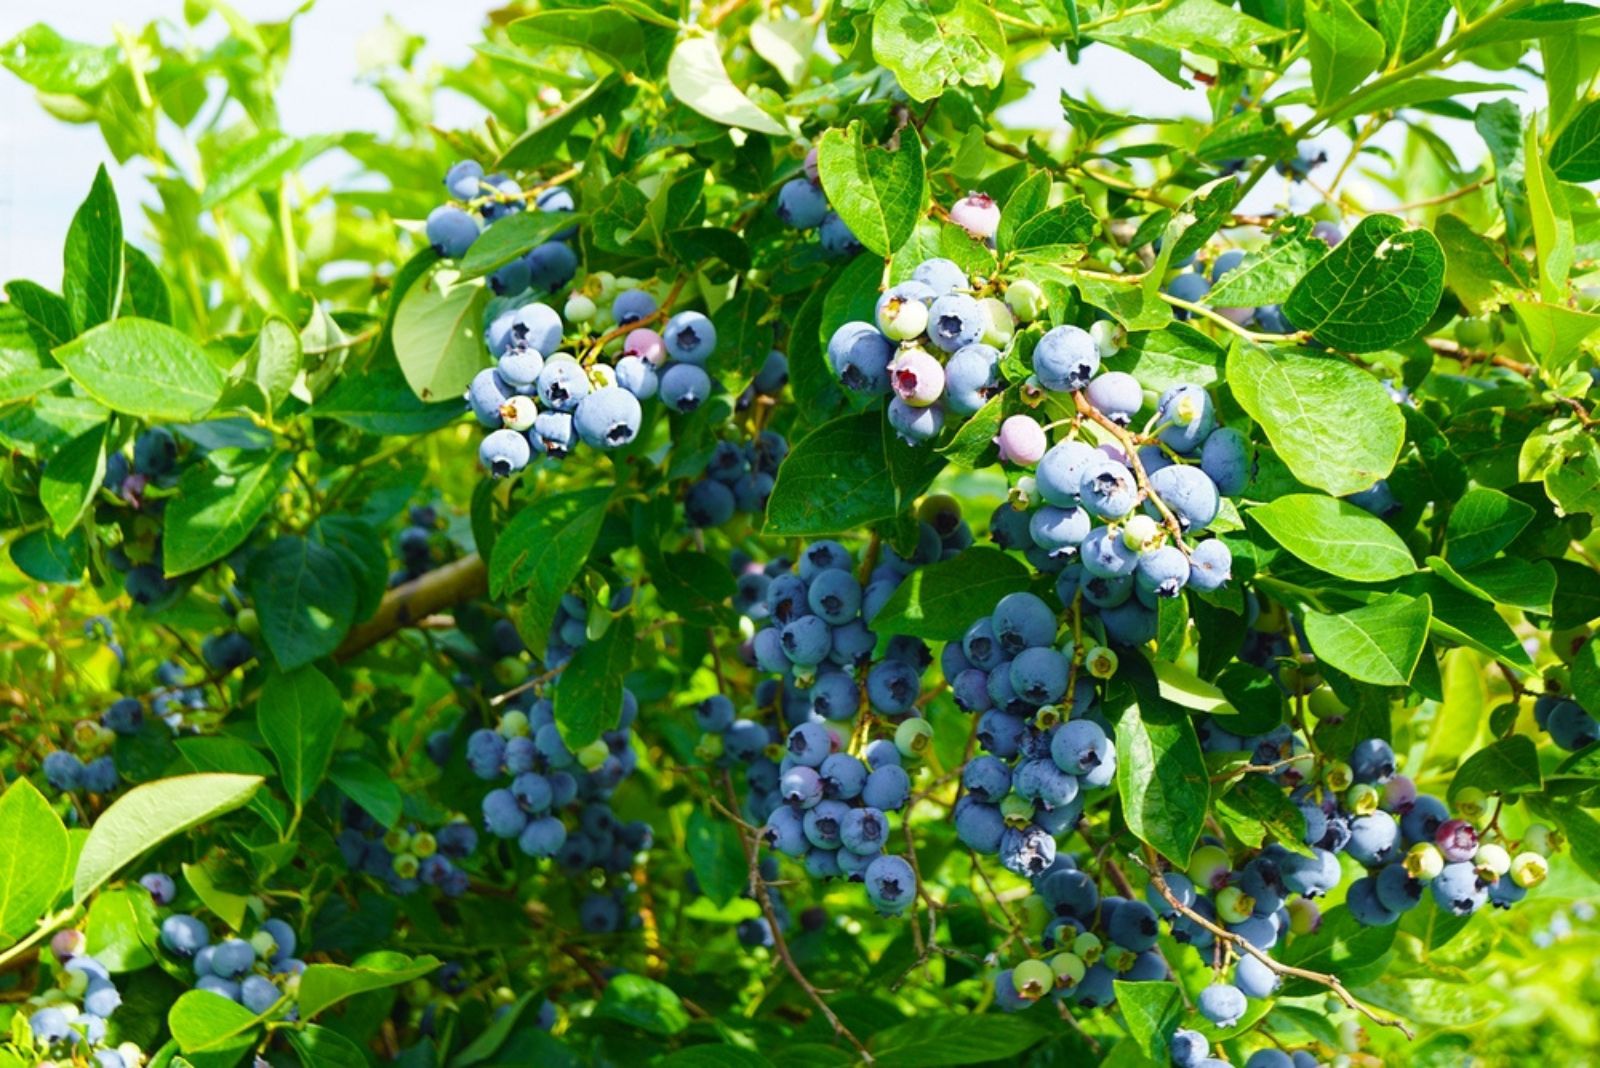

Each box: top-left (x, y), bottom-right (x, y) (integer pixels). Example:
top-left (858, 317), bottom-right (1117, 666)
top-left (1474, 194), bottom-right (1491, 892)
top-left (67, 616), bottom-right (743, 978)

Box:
top-left (0, 3), bottom-right (1537, 290)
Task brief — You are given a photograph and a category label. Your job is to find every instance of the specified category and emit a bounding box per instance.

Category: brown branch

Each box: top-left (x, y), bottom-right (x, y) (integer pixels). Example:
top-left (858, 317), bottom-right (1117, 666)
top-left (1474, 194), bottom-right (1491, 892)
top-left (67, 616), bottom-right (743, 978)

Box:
top-left (722, 773), bottom-right (874, 1062)
top-left (1424, 337), bottom-right (1534, 378)
top-left (1137, 852), bottom-right (1415, 1040)
top-left (335, 553), bottom-right (488, 661)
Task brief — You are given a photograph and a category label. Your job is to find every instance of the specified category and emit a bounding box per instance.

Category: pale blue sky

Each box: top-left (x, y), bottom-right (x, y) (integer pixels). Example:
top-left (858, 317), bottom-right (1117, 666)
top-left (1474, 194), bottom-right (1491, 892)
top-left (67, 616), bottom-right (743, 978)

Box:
top-left (1, 3), bottom-right (1527, 291)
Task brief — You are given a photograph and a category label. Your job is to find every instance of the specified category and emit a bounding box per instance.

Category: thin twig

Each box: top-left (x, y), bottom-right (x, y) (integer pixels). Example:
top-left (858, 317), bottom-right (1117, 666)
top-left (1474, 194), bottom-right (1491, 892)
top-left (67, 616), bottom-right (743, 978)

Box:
top-left (1137, 852), bottom-right (1416, 1040)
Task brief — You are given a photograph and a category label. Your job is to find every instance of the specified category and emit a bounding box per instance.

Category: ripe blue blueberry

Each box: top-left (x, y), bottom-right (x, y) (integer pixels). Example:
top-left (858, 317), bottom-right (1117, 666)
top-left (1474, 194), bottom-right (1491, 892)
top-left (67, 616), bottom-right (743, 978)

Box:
top-left (864, 854), bottom-right (916, 914)
top-left (943, 343), bottom-right (1003, 414)
top-left (525, 241), bottom-right (577, 293)
top-left (445, 161), bottom-right (482, 199)
top-left (1009, 647), bottom-right (1070, 705)
top-left (1186, 539), bottom-right (1233, 592)
top-left (827, 322), bottom-right (895, 394)
top-left (1084, 370), bottom-right (1143, 425)
top-left (862, 763), bottom-right (911, 811)
top-left (1197, 983), bottom-right (1246, 1027)
top-left (1079, 527), bottom-right (1139, 579)
top-left (1136, 545), bottom-right (1190, 598)
top-left (992, 592), bottom-right (1056, 654)
top-left (1078, 458), bottom-right (1139, 519)
top-left (1199, 426), bottom-right (1252, 496)
top-left (660, 363), bottom-right (713, 413)
top-left (518, 815), bottom-right (568, 858)
top-left (1033, 325), bottom-right (1100, 392)
top-left (819, 212), bottom-right (862, 257)
top-left (663, 311), bottom-right (717, 364)
top-left (1155, 384), bottom-right (1216, 452)
top-left (953, 796), bottom-right (1006, 853)
top-left (573, 386), bottom-right (643, 449)
top-left (1147, 464), bottom-right (1221, 532)
top-left (888, 397), bottom-right (944, 444)
top-left (911, 257), bottom-right (968, 296)
top-left (425, 205), bottom-right (479, 258)
top-left (926, 293), bottom-right (985, 352)
top-left (1000, 824), bottom-right (1057, 878)
top-left (777, 177), bottom-right (829, 229)
top-left (866, 659), bottom-right (920, 715)
top-left (536, 356), bottom-right (591, 413)
top-left (160, 915), bottom-right (210, 958)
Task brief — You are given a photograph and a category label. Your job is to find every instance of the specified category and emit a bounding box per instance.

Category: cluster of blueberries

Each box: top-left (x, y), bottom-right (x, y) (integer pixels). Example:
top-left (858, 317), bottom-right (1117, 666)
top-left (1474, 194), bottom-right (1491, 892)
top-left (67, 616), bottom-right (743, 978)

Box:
top-left (151, 879), bottom-right (303, 1015)
top-left (825, 256), bottom-right (1024, 445)
top-left (773, 148), bottom-right (863, 259)
top-left (467, 288), bottom-right (724, 476)
top-left (544, 586), bottom-right (634, 672)
top-left (463, 691), bottom-right (653, 934)
top-left (425, 162), bottom-right (578, 294)
top-left (26, 931), bottom-right (139, 1067)
top-left (1160, 223), bottom-right (1343, 334)
top-left (683, 426), bottom-right (789, 528)
top-left (392, 503), bottom-right (446, 587)
top-left (943, 591), bottom-right (1121, 878)
top-left (337, 802), bottom-right (479, 899)
top-left (1535, 684), bottom-right (1598, 752)
top-left (101, 427), bottom-right (186, 607)
top-left (433, 164), bottom-right (736, 478)
top-left (1169, 1037), bottom-right (1326, 1068)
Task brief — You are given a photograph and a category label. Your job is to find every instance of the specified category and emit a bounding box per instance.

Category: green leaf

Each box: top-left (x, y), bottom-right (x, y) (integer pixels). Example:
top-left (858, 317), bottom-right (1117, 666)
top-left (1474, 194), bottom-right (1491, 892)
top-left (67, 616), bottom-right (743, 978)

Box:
top-left (1093, 0), bottom-right (1289, 67)
top-left (1115, 669), bottom-right (1209, 866)
top-left (0, 779), bottom-right (68, 942)
top-left (1112, 981), bottom-right (1185, 1064)
top-left (297, 952), bottom-right (439, 1020)
top-left (74, 774), bottom-right (263, 903)
top-left (667, 35), bottom-right (787, 137)
top-left (1208, 219), bottom-right (1328, 307)
top-left (1509, 298), bottom-right (1600, 375)
top-left (9, 528), bottom-right (87, 584)
top-left (162, 453), bottom-right (292, 576)
top-left (1443, 487), bottom-right (1534, 567)
top-left (167, 990), bottom-right (262, 1055)
top-left (1284, 214), bottom-right (1445, 352)
top-left (328, 755), bottom-right (402, 829)
top-left (1167, 177), bottom-right (1243, 265)
top-left (1527, 116), bottom-right (1575, 301)
top-left (244, 536), bottom-right (357, 670)
top-left (766, 411), bottom-right (941, 535)
top-left (246, 317), bottom-right (299, 413)
top-left (1277, 905), bottom-right (1396, 994)
top-left (1551, 558), bottom-right (1600, 629)
top-left (5, 280), bottom-right (74, 348)
top-left (817, 119), bottom-right (925, 257)
top-left (490, 487), bottom-right (611, 653)
top-left (122, 244), bottom-right (173, 325)
top-left (508, 9), bottom-right (647, 73)
top-left (1306, 0), bottom-right (1386, 107)
top-left (199, 132), bottom-right (304, 209)
top-left (84, 885), bottom-right (160, 971)
top-left (314, 359), bottom-right (461, 436)
top-left (750, 17), bottom-right (813, 86)
top-left (595, 973), bottom-right (689, 1036)
top-left (1302, 593), bottom-right (1432, 686)
top-left (871, 547), bottom-right (1032, 641)
top-left (257, 666), bottom-right (343, 809)
top-left (1574, 633), bottom-right (1600, 710)
top-left (870, 0), bottom-right (1006, 102)
top-left (1227, 342), bottom-right (1405, 496)
top-left (458, 210), bottom-right (586, 281)
top-left (868, 1014), bottom-right (1051, 1066)
top-left (38, 422), bottom-right (107, 533)
top-left (686, 808), bottom-right (747, 909)
top-left (63, 165), bottom-right (123, 334)
top-left (1248, 495), bottom-right (1416, 581)
top-left (181, 861), bottom-right (250, 932)
top-left (392, 266), bottom-right (491, 403)
top-left (0, 24), bottom-right (117, 94)
top-left (1401, 575), bottom-right (1534, 670)
top-left (1377, 0), bottom-right (1449, 63)
top-left (287, 1026), bottom-right (369, 1068)
top-left (54, 318), bottom-right (223, 422)
top-left (553, 614), bottom-right (635, 749)
top-left (1551, 97), bottom-right (1600, 180)
top-left (1436, 213), bottom-right (1524, 312)
top-left (1430, 555), bottom-right (1554, 615)
top-left (1215, 773), bottom-right (1309, 851)
top-left (1449, 735), bottom-right (1542, 802)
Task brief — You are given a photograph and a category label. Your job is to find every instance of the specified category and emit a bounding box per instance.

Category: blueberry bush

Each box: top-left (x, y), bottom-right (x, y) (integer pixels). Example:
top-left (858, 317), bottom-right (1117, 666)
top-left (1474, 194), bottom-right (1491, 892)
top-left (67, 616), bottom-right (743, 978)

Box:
top-left (2, 1), bottom-right (1600, 1065)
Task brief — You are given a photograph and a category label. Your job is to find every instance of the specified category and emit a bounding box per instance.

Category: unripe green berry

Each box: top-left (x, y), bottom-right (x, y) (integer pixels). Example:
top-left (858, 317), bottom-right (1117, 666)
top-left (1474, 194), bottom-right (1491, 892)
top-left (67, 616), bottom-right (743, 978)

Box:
top-left (564, 294), bottom-right (597, 323)
top-left (498, 711), bottom-right (531, 739)
top-left (1187, 844), bottom-right (1231, 890)
top-left (384, 828), bottom-right (412, 854)
top-left (1453, 786), bottom-right (1489, 821)
top-left (1001, 793), bottom-right (1036, 827)
top-left (1474, 841), bottom-right (1510, 878)
top-left (1523, 823), bottom-right (1563, 855)
top-left (1049, 951), bottom-right (1086, 988)
top-left (1121, 514), bottom-right (1161, 551)
top-left (1344, 782), bottom-right (1380, 816)
top-left (895, 717), bottom-right (934, 759)
top-left (1072, 931), bottom-right (1103, 965)
top-left (1215, 884), bottom-right (1254, 924)
top-left (1005, 278), bottom-right (1046, 321)
top-left (878, 296), bottom-right (928, 341)
top-left (1404, 842), bottom-right (1444, 881)
top-left (412, 832), bottom-right (438, 859)
top-left (1511, 850), bottom-right (1548, 888)
top-left (1012, 958), bottom-right (1054, 1000)
top-left (1089, 319), bottom-right (1124, 357)
top-left (577, 739), bottom-right (610, 771)
top-left (1084, 646), bottom-right (1118, 680)
top-left (392, 853), bottom-right (420, 880)
top-left (979, 297), bottom-right (1014, 346)
top-left (1324, 761), bottom-right (1354, 792)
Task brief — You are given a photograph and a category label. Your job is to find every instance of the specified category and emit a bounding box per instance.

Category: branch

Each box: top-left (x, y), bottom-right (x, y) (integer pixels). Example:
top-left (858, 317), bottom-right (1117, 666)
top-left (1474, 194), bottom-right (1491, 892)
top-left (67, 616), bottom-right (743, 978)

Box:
top-left (336, 553), bottom-right (488, 661)
top-left (1136, 852), bottom-right (1415, 1040)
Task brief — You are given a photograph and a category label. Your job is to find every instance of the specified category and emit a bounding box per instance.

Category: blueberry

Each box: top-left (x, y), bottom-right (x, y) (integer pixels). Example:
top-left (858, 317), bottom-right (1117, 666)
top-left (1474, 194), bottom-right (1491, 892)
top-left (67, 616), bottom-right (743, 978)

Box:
top-left (1155, 384), bottom-right (1215, 452)
top-left (763, 806), bottom-right (808, 856)
top-left (102, 697), bottom-right (144, 735)
top-left (210, 938), bottom-right (256, 978)
top-left (445, 160), bottom-right (484, 199)
top-left (809, 670), bottom-right (861, 720)
top-left (864, 854), bottom-right (916, 913)
top-left (1084, 371), bottom-right (1143, 425)
top-left (1346, 875), bottom-right (1401, 926)
top-left (160, 914), bottom-right (210, 958)
top-left (664, 311), bottom-right (717, 364)
top-left (911, 257), bottom-right (968, 296)
top-left (926, 293), bottom-right (985, 352)
top-left (866, 659), bottom-right (920, 715)
top-left (962, 756), bottom-right (1013, 802)
top-left (1051, 720), bottom-right (1114, 777)
top-left (819, 752), bottom-right (868, 799)
top-left (140, 872), bottom-right (176, 905)
top-left (1346, 812), bottom-right (1400, 866)
top-left (1000, 824), bottom-right (1057, 878)
top-left (573, 386), bottom-right (643, 449)
top-left (777, 177), bottom-right (829, 229)
top-left (1200, 426), bottom-right (1252, 496)
top-left (1033, 325), bottom-right (1100, 392)
top-left (862, 764), bottom-right (911, 811)
top-left (1010, 647), bottom-right (1069, 705)
top-left (1197, 982), bottom-right (1246, 1027)
top-left (1136, 545), bottom-right (1190, 598)
top-left (827, 322), bottom-right (894, 394)
top-left (482, 790), bottom-right (528, 839)
top-left (1170, 1028), bottom-right (1210, 1067)
top-left (943, 343), bottom-right (1002, 414)
top-left (426, 205), bottom-right (480, 258)
top-left (660, 363), bottom-right (714, 412)
top-left (526, 241), bottom-right (577, 293)
top-left (991, 592), bottom-right (1056, 655)
top-left (840, 807), bottom-right (888, 855)
top-left (1078, 458), bottom-right (1139, 519)
top-left (240, 974), bottom-right (280, 1014)
top-left (81, 756), bottom-right (118, 794)
top-left (519, 815), bottom-right (568, 858)
top-left (1233, 951), bottom-right (1279, 998)
top-left (1187, 539), bottom-right (1232, 592)
top-left (819, 212), bottom-right (862, 258)
top-left (1350, 738), bottom-right (1396, 784)
top-left (489, 302), bottom-right (564, 360)
top-left (1147, 464), bottom-right (1221, 532)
